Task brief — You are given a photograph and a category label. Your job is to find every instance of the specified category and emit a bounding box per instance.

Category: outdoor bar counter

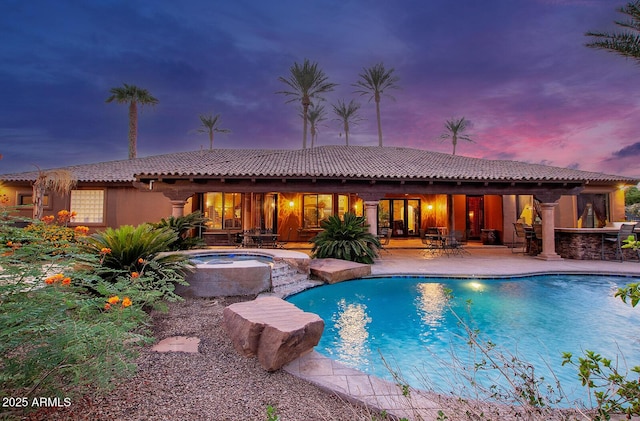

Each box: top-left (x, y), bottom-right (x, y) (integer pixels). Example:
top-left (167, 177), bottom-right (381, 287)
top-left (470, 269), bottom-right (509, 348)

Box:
top-left (555, 227), bottom-right (636, 260)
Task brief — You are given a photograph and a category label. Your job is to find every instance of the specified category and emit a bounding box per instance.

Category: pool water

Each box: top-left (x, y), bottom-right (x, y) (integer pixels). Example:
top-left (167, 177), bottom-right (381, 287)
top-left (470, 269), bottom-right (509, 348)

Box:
top-left (190, 252), bottom-right (273, 265)
top-left (287, 275), bottom-right (640, 405)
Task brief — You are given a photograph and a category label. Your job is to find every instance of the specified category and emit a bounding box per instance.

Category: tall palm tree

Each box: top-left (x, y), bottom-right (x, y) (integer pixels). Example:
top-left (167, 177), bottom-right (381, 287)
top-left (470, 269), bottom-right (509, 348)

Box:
top-left (353, 62), bottom-right (399, 147)
top-left (440, 117), bottom-right (474, 155)
top-left (586, 1), bottom-right (640, 62)
top-left (303, 104), bottom-right (327, 148)
top-left (332, 99), bottom-right (363, 146)
top-left (277, 59), bottom-right (337, 149)
top-left (196, 114), bottom-right (230, 149)
top-left (106, 84), bottom-right (158, 159)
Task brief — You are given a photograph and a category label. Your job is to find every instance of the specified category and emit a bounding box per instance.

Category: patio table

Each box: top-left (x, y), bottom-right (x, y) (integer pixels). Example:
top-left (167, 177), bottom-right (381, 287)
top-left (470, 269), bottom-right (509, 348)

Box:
top-left (249, 233), bottom-right (279, 248)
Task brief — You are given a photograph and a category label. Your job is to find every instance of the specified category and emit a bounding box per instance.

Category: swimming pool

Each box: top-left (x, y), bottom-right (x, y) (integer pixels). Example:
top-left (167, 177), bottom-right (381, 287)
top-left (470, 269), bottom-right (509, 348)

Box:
top-left (287, 274), bottom-right (640, 405)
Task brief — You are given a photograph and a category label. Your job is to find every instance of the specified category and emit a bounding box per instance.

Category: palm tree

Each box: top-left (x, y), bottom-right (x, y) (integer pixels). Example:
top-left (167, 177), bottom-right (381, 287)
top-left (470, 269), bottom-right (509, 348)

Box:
top-left (586, 1), bottom-right (640, 62)
top-left (196, 114), bottom-right (230, 149)
top-left (440, 117), bottom-right (474, 155)
top-left (332, 99), bottom-right (363, 146)
top-left (303, 104), bottom-right (327, 148)
top-left (277, 59), bottom-right (337, 149)
top-left (106, 84), bottom-right (158, 159)
top-left (32, 167), bottom-right (76, 220)
top-left (353, 62), bottom-right (399, 147)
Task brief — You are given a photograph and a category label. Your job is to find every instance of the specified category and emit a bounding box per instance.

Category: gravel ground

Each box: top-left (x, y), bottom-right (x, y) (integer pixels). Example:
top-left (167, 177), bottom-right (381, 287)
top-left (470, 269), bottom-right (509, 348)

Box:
top-left (23, 297), bottom-right (388, 421)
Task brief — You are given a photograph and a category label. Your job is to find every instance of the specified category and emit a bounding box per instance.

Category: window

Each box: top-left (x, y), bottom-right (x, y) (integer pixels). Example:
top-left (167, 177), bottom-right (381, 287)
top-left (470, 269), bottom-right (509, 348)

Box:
top-left (516, 195), bottom-right (534, 225)
top-left (203, 192), bottom-right (242, 230)
top-left (337, 195), bottom-right (349, 220)
top-left (70, 190), bottom-right (105, 224)
top-left (253, 193), bottom-right (277, 232)
top-left (303, 194), bottom-right (333, 228)
top-left (352, 197), bottom-right (364, 217)
top-left (577, 194), bottom-right (609, 228)
top-left (17, 193), bottom-right (49, 207)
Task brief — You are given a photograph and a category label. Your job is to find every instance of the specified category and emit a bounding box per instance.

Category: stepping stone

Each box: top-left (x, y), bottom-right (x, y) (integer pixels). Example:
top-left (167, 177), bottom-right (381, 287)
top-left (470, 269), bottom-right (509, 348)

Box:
top-left (151, 336), bottom-right (200, 353)
top-left (309, 258), bottom-right (371, 284)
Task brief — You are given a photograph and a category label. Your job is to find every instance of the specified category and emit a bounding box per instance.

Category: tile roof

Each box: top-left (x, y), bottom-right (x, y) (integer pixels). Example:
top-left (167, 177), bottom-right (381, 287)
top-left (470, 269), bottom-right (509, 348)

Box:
top-left (1, 145), bottom-right (637, 184)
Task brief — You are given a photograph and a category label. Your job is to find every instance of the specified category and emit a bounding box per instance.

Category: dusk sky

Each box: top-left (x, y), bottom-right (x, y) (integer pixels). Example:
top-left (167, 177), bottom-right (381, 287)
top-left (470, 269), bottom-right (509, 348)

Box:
top-left (2, 0), bottom-right (640, 177)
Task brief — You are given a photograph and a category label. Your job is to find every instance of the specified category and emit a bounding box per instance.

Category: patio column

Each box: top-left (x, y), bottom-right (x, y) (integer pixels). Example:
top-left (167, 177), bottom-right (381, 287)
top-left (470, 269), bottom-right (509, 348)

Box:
top-left (364, 201), bottom-right (379, 236)
top-left (170, 200), bottom-right (186, 218)
top-left (536, 202), bottom-right (563, 261)
top-left (243, 193), bottom-right (251, 231)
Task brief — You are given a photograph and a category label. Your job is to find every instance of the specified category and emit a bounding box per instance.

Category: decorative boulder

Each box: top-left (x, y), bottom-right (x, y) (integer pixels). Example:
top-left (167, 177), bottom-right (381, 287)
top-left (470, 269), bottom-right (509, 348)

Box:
top-left (223, 296), bottom-right (324, 371)
top-left (309, 258), bottom-right (371, 284)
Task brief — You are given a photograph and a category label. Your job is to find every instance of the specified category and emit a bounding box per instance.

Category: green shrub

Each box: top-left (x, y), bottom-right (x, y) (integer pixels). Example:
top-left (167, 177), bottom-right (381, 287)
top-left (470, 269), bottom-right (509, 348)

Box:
top-left (83, 224), bottom-right (193, 304)
top-left (0, 213), bottom-right (153, 409)
top-left (151, 211), bottom-right (207, 250)
top-left (310, 213), bottom-right (380, 264)
top-left (562, 351), bottom-right (640, 420)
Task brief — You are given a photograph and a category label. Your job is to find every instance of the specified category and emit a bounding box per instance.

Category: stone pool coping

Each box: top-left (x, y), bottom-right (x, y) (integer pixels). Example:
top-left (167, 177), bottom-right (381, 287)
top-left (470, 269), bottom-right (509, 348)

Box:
top-left (179, 248), bottom-right (312, 275)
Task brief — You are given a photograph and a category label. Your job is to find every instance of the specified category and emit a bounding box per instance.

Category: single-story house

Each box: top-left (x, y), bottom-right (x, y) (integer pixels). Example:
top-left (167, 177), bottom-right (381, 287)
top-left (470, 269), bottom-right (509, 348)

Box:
top-left (1, 145), bottom-right (637, 260)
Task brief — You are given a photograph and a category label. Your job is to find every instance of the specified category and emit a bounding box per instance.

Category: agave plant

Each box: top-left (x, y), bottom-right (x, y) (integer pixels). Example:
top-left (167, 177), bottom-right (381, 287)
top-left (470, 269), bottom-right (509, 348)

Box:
top-left (151, 211), bottom-right (207, 250)
top-left (311, 213), bottom-right (380, 264)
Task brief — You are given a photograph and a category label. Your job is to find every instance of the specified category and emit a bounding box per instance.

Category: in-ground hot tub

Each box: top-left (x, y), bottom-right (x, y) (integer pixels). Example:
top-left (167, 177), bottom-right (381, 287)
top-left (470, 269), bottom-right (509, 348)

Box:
top-left (176, 249), bottom-right (310, 297)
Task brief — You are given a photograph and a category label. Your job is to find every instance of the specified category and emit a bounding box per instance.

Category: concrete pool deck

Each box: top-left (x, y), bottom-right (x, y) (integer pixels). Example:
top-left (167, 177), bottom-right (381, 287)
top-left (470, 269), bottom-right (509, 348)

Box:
top-left (282, 244), bottom-right (640, 419)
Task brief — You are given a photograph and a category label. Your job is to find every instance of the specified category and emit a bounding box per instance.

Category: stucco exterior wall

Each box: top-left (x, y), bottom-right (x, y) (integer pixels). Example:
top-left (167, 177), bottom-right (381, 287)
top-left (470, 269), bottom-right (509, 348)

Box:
top-left (0, 182), bottom-right (172, 231)
top-left (105, 187), bottom-right (172, 227)
top-left (610, 189), bottom-right (627, 222)
top-left (555, 195), bottom-right (576, 228)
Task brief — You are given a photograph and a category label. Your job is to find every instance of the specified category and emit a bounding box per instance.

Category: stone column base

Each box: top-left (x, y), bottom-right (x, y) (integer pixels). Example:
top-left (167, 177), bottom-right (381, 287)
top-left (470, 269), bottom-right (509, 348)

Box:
top-left (535, 252), bottom-right (563, 261)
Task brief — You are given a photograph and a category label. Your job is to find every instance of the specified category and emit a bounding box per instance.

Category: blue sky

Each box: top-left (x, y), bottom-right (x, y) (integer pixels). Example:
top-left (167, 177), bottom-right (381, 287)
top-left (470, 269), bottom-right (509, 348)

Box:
top-left (2, 0), bottom-right (639, 177)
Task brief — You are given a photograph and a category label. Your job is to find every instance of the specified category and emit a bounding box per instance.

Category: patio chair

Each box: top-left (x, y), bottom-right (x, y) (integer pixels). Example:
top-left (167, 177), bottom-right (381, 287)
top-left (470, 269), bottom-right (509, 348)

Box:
top-left (531, 223), bottom-right (543, 255)
top-left (254, 229), bottom-right (277, 248)
top-left (378, 229), bottom-right (392, 253)
top-left (226, 231), bottom-right (244, 248)
top-left (420, 228), bottom-right (444, 256)
top-left (275, 227), bottom-right (293, 249)
top-left (511, 223), bottom-right (532, 254)
top-left (243, 229), bottom-right (258, 247)
top-left (604, 223), bottom-right (637, 262)
top-left (444, 231), bottom-right (469, 257)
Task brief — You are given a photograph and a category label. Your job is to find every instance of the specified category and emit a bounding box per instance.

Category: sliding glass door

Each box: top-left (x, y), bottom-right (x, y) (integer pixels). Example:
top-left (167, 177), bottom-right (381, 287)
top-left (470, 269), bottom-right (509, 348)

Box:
top-left (378, 199), bottom-right (420, 237)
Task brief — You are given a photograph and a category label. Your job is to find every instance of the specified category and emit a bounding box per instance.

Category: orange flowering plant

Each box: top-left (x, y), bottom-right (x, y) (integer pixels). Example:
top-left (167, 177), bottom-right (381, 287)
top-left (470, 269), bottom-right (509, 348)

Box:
top-left (23, 209), bottom-right (87, 251)
top-left (56, 209), bottom-right (77, 226)
top-left (0, 212), bottom-right (154, 403)
top-left (44, 273), bottom-right (72, 286)
top-left (103, 295), bottom-right (133, 311)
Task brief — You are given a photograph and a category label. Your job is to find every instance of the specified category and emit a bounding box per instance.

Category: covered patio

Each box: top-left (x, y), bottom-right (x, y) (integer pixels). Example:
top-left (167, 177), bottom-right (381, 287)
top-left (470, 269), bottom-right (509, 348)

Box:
top-left (214, 236), bottom-right (640, 275)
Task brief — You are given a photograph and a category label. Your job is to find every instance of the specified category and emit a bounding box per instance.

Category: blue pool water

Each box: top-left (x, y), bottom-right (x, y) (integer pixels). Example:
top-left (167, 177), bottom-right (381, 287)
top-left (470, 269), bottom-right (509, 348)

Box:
top-left (287, 275), bottom-right (640, 405)
top-left (190, 252), bottom-right (273, 265)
